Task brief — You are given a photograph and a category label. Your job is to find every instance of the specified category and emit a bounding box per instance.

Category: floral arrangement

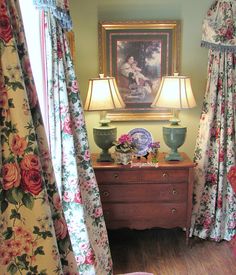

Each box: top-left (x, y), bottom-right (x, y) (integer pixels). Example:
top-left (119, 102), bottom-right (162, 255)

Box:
top-left (148, 141), bottom-right (160, 154)
top-left (148, 141), bottom-right (160, 163)
top-left (113, 134), bottom-right (135, 153)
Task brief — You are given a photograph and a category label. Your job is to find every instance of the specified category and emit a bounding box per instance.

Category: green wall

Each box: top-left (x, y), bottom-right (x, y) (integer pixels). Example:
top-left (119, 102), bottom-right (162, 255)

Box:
top-left (70, 0), bottom-right (213, 159)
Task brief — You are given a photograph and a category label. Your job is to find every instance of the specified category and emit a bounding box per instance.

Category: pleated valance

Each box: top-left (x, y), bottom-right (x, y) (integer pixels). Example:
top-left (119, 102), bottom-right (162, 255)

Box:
top-left (33, 0), bottom-right (72, 30)
top-left (201, 0), bottom-right (236, 52)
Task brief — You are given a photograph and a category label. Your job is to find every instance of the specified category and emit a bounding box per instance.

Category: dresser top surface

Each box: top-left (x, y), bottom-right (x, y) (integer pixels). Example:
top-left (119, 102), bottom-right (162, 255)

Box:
top-left (92, 152), bottom-right (194, 169)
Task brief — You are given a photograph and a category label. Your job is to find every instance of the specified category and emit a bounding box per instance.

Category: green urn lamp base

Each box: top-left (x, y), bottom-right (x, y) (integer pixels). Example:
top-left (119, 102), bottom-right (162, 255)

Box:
top-left (165, 149), bottom-right (183, 161)
top-left (96, 150), bottom-right (114, 162)
top-left (93, 119), bottom-right (117, 162)
top-left (163, 119), bottom-right (186, 161)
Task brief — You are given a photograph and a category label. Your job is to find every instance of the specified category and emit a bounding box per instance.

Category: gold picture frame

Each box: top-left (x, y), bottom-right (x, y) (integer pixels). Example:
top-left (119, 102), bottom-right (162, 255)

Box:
top-left (98, 20), bottom-right (181, 121)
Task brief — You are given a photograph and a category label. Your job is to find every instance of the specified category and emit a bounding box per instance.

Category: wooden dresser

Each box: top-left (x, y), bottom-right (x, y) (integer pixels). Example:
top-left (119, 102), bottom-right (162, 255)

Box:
top-left (92, 152), bottom-right (194, 243)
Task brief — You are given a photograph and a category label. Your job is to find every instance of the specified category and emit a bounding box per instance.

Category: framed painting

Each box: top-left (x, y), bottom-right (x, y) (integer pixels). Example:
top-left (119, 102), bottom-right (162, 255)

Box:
top-left (98, 20), bottom-right (181, 121)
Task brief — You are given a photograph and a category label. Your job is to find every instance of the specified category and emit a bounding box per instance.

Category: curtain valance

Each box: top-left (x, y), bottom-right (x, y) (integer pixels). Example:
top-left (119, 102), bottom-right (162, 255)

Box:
top-left (33, 0), bottom-right (72, 30)
top-left (201, 0), bottom-right (236, 52)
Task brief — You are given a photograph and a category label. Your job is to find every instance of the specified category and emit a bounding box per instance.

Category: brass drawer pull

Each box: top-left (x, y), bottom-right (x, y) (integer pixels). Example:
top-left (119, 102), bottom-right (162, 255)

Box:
top-left (102, 191), bottom-right (110, 197)
top-left (162, 172), bottom-right (168, 178)
top-left (171, 208), bottom-right (177, 214)
top-left (172, 189), bottom-right (177, 195)
top-left (113, 173), bottom-right (119, 179)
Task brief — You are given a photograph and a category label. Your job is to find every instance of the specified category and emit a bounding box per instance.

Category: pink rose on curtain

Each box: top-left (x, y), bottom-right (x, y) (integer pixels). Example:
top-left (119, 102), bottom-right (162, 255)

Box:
top-left (225, 26), bottom-right (234, 40)
top-left (217, 78), bottom-right (223, 90)
top-left (2, 162), bottom-right (21, 190)
top-left (217, 194), bottom-right (222, 208)
top-left (0, 14), bottom-right (13, 43)
top-left (21, 170), bottom-right (43, 195)
top-left (11, 134), bottom-right (27, 156)
top-left (84, 149), bottom-right (90, 161)
top-left (206, 173), bottom-right (217, 184)
top-left (227, 166), bottom-right (236, 193)
top-left (20, 155), bottom-right (42, 195)
top-left (54, 217), bottom-right (68, 239)
top-left (94, 207), bottom-right (103, 218)
top-left (84, 250), bottom-right (95, 265)
top-left (74, 191), bottom-right (82, 204)
top-left (64, 0), bottom-right (69, 9)
top-left (75, 254), bottom-right (86, 265)
top-left (53, 194), bottom-right (62, 210)
top-left (63, 191), bottom-right (74, 202)
top-left (20, 154), bottom-right (40, 171)
top-left (0, 90), bottom-right (8, 108)
top-left (63, 115), bottom-right (73, 135)
top-left (0, 84), bottom-right (10, 118)
top-left (70, 80), bottom-right (78, 93)
top-left (22, 57), bottom-right (33, 75)
top-left (27, 82), bottom-right (38, 108)
top-left (219, 150), bottom-right (225, 162)
top-left (203, 215), bottom-right (212, 229)
top-left (227, 127), bottom-right (233, 135)
top-left (40, 149), bottom-right (52, 173)
top-left (0, 2), bottom-right (7, 12)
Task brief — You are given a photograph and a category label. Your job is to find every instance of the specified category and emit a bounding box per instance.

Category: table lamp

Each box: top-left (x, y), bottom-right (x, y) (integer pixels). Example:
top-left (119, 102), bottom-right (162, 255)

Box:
top-left (151, 73), bottom-right (196, 161)
top-left (84, 74), bottom-right (125, 162)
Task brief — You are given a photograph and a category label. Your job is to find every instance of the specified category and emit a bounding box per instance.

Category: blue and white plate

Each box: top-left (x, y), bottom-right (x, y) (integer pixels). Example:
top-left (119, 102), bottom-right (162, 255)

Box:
top-left (128, 128), bottom-right (153, 156)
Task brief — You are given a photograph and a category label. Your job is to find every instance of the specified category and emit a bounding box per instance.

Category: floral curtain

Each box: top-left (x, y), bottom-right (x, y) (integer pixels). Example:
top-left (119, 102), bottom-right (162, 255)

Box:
top-left (191, 0), bottom-right (236, 242)
top-left (33, 1), bottom-right (113, 274)
top-left (0, 0), bottom-right (77, 274)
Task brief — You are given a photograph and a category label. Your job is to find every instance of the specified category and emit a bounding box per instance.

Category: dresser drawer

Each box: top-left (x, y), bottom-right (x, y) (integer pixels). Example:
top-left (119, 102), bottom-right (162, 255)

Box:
top-left (141, 169), bottom-right (189, 183)
top-left (102, 202), bottom-right (187, 229)
top-left (95, 170), bottom-right (139, 183)
top-left (95, 168), bottom-right (188, 184)
top-left (99, 183), bottom-right (187, 202)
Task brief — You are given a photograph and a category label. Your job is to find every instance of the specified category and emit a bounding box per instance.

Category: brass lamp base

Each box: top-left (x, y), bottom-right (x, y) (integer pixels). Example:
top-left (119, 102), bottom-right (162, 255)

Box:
top-left (163, 120), bottom-right (186, 161)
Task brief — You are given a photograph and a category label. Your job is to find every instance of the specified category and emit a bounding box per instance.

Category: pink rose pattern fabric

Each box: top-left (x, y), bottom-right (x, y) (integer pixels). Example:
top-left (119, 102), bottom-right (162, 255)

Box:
top-left (0, 0), bottom-right (78, 274)
top-left (227, 166), bottom-right (236, 257)
top-left (191, 0), bottom-right (236, 242)
top-left (43, 11), bottom-right (113, 274)
top-left (201, 0), bottom-right (236, 51)
top-left (227, 165), bottom-right (236, 193)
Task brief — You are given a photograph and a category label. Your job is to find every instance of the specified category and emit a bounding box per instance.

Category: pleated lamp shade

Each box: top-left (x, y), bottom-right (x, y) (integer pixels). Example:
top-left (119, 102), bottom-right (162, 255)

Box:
top-left (84, 74), bottom-right (125, 111)
top-left (151, 74), bottom-right (196, 109)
